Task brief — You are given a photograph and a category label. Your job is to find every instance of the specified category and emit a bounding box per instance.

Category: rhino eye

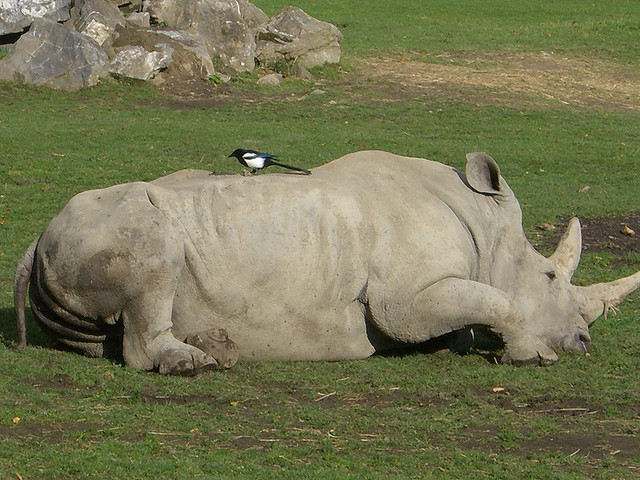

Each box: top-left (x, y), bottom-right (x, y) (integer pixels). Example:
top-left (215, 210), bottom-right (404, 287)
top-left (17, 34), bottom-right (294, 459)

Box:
top-left (545, 271), bottom-right (557, 281)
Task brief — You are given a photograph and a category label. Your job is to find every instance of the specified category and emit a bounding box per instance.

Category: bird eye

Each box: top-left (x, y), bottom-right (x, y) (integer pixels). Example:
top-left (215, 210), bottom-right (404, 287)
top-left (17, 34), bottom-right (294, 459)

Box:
top-left (545, 271), bottom-right (556, 281)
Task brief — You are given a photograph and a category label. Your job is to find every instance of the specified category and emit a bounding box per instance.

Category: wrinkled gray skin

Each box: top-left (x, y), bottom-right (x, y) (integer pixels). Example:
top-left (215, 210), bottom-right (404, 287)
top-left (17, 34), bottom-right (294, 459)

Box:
top-left (14, 151), bottom-right (640, 374)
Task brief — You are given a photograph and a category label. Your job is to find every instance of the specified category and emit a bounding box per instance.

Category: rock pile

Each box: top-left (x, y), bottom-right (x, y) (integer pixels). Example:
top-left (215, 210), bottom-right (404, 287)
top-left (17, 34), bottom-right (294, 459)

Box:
top-left (0, 0), bottom-right (342, 90)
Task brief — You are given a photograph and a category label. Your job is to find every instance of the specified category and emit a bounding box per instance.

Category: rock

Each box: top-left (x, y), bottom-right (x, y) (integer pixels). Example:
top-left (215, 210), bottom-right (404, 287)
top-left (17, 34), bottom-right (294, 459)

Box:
top-left (73, 0), bottom-right (126, 47)
top-left (0, 18), bottom-right (109, 90)
top-left (536, 223), bottom-right (556, 232)
top-left (0, 0), bottom-right (72, 35)
top-left (256, 73), bottom-right (282, 86)
top-left (255, 6), bottom-right (342, 69)
top-left (111, 26), bottom-right (215, 82)
top-left (154, 29), bottom-right (215, 76)
top-left (197, 0), bottom-right (256, 73)
top-left (143, 0), bottom-right (190, 30)
top-left (143, 0), bottom-right (265, 72)
top-left (126, 12), bottom-right (150, 28)
top-left (0, 0), bottom-right (341, 90)
top-left (114, 0), bottom-right (143, 14)
top-left (216, 73), bottom-right (231, 83)
top-left (110, 44), bottom-right (172, 80)
top-left (292, 62), bottom-right (315, 80)
top-left (237, 0), bottom-right (269, 29)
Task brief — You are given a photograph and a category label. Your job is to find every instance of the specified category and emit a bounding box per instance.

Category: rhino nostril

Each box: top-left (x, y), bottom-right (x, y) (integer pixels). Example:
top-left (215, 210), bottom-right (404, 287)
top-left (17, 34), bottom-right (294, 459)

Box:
top-left (578, 333), bottom-right (591, 352)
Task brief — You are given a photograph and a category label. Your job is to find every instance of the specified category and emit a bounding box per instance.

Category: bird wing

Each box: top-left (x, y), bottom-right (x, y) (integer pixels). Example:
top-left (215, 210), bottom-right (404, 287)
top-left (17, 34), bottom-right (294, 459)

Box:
top-left (243, 151), bottom-right (275, 160)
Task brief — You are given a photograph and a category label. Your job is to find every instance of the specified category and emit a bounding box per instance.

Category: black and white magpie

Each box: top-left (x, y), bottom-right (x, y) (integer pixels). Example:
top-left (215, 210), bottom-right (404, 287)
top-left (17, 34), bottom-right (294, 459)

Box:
top-left (228, 149), bottom-right (311, 175)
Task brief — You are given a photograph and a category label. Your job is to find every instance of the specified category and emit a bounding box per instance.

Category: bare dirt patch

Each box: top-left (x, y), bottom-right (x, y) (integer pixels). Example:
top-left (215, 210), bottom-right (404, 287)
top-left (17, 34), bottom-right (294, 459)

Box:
top-left (358, 52), bottom-right (640, 111)
top-left (157, 51), bottom-right (640, 114)
top-left (28, 373), bottom-right (81, 391)
top-left (534, 212), bottom-right (640, 256)
top-left (2, 377), bottom-right (638, 470)
top-left (523, 430), bottom-right (638, 461)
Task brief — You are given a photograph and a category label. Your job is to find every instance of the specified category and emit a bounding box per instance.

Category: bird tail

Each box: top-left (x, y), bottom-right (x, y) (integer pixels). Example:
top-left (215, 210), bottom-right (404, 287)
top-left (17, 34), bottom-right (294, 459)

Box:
top-left (271, 161), bottom-right (311, 175)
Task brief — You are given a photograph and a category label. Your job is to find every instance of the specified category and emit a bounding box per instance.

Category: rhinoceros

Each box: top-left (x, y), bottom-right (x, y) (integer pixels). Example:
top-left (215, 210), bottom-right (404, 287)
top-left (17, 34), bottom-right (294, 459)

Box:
top-left (14, 151), bottom-right (640, 374)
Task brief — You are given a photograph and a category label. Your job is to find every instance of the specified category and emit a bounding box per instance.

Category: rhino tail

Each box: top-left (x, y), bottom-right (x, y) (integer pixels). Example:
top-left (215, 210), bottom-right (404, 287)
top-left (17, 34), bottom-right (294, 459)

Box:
top-left (14, 237), bottom-right (39, 350)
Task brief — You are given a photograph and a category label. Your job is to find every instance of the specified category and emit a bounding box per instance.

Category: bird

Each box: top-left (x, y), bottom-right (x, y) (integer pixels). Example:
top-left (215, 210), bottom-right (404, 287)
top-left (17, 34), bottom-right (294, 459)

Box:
top-left (228, 149), bottom-right (311, 175)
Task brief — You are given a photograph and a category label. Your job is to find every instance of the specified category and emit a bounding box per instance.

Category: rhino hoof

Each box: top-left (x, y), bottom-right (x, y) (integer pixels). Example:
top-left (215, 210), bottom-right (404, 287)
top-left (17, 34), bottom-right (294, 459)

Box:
top-left (155, 347), bottom-right (218, 376)
top-left (185, 329), bottom-right (239, 369)
top-left (501, 347), bottom-right (558, 367)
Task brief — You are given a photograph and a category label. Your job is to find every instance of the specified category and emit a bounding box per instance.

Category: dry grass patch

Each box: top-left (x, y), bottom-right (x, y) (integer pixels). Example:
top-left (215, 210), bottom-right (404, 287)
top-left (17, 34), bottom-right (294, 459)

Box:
top-left (359, 52), bottom-right (640, 111)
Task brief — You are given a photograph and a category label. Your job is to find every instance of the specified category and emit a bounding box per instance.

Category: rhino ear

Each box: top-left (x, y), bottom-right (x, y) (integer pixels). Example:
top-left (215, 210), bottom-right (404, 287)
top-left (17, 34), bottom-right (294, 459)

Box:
top-left (465, 152), bottom-right (502, 195)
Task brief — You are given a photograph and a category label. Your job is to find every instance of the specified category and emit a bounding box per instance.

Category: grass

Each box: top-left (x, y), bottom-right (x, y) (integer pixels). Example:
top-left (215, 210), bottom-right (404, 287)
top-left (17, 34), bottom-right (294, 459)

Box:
top-left (254, 0), bottom-right (640, 65)
top-left (1, 0), bottom-right (640, 478)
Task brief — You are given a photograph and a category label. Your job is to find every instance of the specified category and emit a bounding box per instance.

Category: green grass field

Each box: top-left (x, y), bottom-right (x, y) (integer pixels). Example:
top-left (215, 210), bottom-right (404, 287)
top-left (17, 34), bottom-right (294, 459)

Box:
top-left (1, 1), bottom-right (639, 478)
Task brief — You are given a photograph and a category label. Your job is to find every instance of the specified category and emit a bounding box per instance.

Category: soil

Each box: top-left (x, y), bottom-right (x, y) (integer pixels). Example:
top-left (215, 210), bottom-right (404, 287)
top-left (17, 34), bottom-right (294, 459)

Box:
top-left (3, 376), bottom-right (639, 468)
top-left (356, 52), bottom-right (640, 112)
top-left (157, 51), bottom-right (640, 113)
top-left (535, 212), bottom-right (640, 256)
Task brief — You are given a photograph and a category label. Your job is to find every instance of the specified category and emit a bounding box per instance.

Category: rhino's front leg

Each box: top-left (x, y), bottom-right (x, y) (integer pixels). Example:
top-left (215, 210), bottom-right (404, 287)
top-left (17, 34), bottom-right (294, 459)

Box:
top-left (408, 278), bottom-right (558, 365)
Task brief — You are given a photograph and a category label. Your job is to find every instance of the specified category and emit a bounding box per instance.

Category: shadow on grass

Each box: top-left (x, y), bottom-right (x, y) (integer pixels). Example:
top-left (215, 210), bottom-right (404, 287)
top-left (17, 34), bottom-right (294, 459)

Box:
top-left (0, 306), bottom-right (57, 350)
top-left (377, 327), bottom-right (504, 365)
top-left (0, 305), bottom-right (506, 368)
top-left (0, 306), bottom-right (126, 371)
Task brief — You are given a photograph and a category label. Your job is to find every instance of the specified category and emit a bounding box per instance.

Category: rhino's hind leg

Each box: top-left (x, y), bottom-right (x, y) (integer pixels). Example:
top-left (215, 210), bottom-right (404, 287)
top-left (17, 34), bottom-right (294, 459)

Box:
top-left (122, 288), bottom-right (219, 375)
top-left (115, 213), bottom-right (218, 375)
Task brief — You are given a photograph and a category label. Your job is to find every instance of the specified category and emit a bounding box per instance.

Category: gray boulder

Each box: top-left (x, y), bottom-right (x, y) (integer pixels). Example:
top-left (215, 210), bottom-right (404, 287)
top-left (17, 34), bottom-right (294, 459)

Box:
top-left (235, 0), bottom-right (269, 29)
top-left (110, 26), bottom-right (215, 82)
top-left (154, 29), bottom-right (215, 77)
top-left (0, 0), bottom-right (72, 35)
top-left (255, 6), bottom-right (342, 69)
top-left (110, 44), bottom-right (173, 80)
top-left (114, 0), bottom-right (143, 14)
top-left (0, 0), bottom-right (341, 90)
top-left (126, 12), bottom-right (151, 28)
top-left (256, 72), bottom-right (282, 86)
top-left (142, 0), bottom-right (190, 29)
top-left (72, 0), bottom-right (126, 48)
top-left (0, 19), bottom-right (109, 90)
top-left (143, 0), bottom-right (266, 72)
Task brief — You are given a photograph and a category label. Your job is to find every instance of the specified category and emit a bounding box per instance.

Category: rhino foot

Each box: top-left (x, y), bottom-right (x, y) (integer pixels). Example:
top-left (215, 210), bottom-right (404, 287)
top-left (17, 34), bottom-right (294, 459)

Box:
top-left (501, 340), bottom-right (558, 367)
top-left (185, 329), bottom-right (239, 369)
top-left (154, 345), bottom-right (218, 376)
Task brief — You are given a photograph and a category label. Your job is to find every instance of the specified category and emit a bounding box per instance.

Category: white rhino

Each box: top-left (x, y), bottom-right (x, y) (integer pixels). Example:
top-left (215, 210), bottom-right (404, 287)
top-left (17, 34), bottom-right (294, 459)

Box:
top-left (14, 151), bottom-right (640, 374)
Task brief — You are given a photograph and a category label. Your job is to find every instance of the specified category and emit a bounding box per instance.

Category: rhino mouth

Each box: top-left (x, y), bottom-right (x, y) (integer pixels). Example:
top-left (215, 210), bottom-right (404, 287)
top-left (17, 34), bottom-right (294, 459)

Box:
top-left (560, 332), bottom-right (591, 354)
top-left (578, 337), bottom-right (589, 354)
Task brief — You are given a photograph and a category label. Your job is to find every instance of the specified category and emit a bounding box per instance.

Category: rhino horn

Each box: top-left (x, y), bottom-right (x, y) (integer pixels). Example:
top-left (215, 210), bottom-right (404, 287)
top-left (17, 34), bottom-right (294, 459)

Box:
top-left (549, 217), bottom-right (582, 280)
top-left (577, 270), bottom-right (640, 325)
